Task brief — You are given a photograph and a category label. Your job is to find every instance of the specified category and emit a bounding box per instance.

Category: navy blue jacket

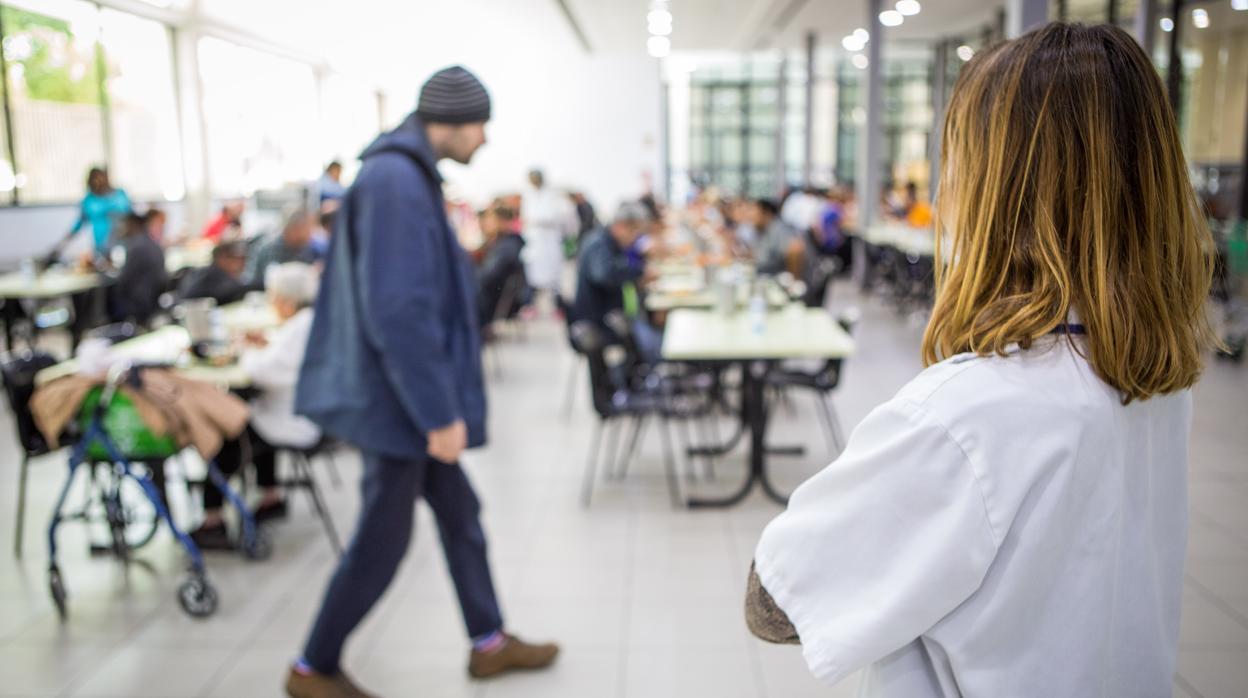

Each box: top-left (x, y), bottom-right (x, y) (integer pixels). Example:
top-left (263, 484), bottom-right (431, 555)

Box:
top-left (573, 227), bottom-right (643, 334)
top-left (295, 114), bottom-right (486, 459)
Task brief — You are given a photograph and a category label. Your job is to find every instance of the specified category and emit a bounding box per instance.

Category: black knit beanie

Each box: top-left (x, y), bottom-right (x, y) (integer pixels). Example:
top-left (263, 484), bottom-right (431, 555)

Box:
top-left (415, 66), bottom-right (492, 124)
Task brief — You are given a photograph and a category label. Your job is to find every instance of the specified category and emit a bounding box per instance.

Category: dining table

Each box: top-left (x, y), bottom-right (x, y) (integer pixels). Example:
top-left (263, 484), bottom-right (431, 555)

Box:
top-left (0, 268), bottom-right (111, 352)
top-left (661, 303), bottom-right (855, 507)
top-left (35, 300), bottom-right (279, 390)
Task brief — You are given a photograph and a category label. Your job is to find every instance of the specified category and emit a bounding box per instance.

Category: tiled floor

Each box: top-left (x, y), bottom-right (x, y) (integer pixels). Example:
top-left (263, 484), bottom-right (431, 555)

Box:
top-left (0, 284), bottom-right (1244, 697)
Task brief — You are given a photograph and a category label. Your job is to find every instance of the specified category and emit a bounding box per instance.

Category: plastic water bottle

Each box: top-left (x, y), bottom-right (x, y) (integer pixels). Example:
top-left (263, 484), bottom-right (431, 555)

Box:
top-left (748, 283), bottom-right (767, 335)
top-left (20, 258), bottom-right (35, 285)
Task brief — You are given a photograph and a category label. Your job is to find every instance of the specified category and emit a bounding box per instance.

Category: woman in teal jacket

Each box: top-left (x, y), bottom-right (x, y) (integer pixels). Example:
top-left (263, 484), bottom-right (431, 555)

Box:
top-left (64, 167), bottom-right (131, 258)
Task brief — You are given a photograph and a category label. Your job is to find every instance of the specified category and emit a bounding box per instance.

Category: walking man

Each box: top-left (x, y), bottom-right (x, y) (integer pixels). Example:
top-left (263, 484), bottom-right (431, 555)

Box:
top-left (286, 66), bottom-right (559, 698)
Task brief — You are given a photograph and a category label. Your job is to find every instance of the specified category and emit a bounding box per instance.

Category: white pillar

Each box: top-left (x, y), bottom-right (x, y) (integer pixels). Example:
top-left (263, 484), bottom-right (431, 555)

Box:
top-left (171, 22), bottom-right (211, 235)
top-left (803, 31), bottom-right (816, 186)
top-left (1134, 0), bottom-right (1157, 53)
top-left (858, 0), bottom-right (884, 230)
top-left (1005, 0), bottom-right (1048, 39)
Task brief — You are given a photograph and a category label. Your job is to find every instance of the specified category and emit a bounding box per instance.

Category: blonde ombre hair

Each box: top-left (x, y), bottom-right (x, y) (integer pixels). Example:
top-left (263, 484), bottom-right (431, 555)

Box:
top-left (922, 22), bottom-right (1218, 403)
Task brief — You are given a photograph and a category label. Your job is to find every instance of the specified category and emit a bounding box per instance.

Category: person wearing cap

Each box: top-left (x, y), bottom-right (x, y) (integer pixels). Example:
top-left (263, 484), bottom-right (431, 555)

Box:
top-left (289, 66), bottom-right (559, 698)
top-left (180, 240), bottom-right (251, 306)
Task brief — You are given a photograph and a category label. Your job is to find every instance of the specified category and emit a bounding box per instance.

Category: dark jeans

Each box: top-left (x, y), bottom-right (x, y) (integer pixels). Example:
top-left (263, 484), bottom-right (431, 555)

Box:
top-left (204, 425), bottom-right (276, 510)
top-left (302, 451), bottom-right (503, 674)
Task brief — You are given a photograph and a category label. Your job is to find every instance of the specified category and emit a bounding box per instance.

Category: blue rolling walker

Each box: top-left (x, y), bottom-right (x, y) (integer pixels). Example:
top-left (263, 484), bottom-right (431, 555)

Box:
top-left (46, 364), bottom-right (271, 620)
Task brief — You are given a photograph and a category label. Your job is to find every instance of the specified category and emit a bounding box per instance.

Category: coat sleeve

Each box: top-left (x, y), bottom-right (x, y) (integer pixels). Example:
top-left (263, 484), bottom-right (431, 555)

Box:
top-left (752, 398), bottom-right (998, 686)
top-left (582, 239), bottom-right (642, 288)
top-left (353, 159), bottom-right (462, 434)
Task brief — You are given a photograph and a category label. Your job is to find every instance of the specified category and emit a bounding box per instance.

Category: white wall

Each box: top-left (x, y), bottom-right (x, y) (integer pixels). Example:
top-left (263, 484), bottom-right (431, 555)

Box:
top-left (325, 0), bottom-right (664, 213)
top-left (0, 201), bottom-right (189, 267)
top-left (434, 53), bottom-right (663, 214)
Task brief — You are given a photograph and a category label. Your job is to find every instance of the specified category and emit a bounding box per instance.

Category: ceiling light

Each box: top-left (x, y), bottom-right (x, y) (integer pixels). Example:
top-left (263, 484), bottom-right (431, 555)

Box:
top-left (1159, 17), bottom-right (1175, 31)
top-left (1192, 8), bottom-right (1209, 27)
top-left (647, 9), bottom-right (672, 25)
top-left (1234, 0), bottom-right (1248, 10)
top-left (879, 10), bottom-right (904, 26)
top-left (842, 35), bottom-right (865, 51)
top-left (647, 35), bottom-right (671, 58)
top-left (851, 54), bottom-right (869, 69)
top-left (853, 28), bottom-right (870, 43)
top-left (895, 0), bottom-right (921, 16)
top-left (956, 45), bottom-right (974, 61)
top-left (649, 20), bottom-right (672, 36)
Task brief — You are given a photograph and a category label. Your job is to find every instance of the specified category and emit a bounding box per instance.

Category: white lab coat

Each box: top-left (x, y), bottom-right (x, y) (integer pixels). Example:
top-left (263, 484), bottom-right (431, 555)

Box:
top-left (755, 335), bottom-right (1189, 697)
top-left (239, 308), bottom-right (321, 448)
top-left (521, 186), bottom-right (575, 291)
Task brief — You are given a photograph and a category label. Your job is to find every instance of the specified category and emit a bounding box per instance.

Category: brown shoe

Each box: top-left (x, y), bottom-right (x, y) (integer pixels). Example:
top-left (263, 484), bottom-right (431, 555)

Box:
top-left (467, 633), bottom-right (560, 679)
top-left (285, 667), bottom-right (378, 698)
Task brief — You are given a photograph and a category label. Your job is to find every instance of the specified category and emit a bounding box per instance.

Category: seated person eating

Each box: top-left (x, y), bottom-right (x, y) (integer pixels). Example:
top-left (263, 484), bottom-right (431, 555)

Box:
top-left (191, 262), bottom-right (321, 550)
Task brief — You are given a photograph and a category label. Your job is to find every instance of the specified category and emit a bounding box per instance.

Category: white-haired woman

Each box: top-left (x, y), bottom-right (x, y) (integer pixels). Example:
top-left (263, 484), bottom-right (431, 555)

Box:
top-left (191, 262), bottom-right (322, 550)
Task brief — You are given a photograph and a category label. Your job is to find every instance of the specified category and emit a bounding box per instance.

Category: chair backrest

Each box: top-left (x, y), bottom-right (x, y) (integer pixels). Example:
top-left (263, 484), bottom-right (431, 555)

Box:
top-left (569, 321), bottom-right (616, 418)
top-left (816, 307), bottom-right (861, 389)
top-left (804, 257), bottom-right (840, 308)
top-left (1, 350), bottom-right (59, 456)
top-left (492, 269), bottom-right (528, 322)
top-left (557, 294), bottom-right (580, 352)
top-left (603, 310), bottom-right (653, 389)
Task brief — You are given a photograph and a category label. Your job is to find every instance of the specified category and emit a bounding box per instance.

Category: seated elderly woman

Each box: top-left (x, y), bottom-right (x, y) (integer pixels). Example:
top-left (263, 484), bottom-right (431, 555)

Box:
top-left (190, 262), bottom-right (322, 550)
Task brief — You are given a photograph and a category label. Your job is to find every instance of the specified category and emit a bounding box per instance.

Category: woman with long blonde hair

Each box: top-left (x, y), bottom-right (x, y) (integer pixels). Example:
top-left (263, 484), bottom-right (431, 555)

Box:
top-left (746, 22), bottom-right (1216, 697)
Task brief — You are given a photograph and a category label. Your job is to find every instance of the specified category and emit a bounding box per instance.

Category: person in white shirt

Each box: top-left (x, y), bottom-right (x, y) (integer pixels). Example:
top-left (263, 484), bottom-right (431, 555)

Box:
top-left (520, 169), bottom-right (575, 299)
top-left (746, 22), bottom-right (1219, 698)
top-left (190, 262), bottom-right (322, 551)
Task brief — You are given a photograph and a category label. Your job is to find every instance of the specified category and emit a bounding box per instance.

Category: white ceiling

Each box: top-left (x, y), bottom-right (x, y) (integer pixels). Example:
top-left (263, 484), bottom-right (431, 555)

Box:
top-left (566, 0), bottom-right (1004, 53)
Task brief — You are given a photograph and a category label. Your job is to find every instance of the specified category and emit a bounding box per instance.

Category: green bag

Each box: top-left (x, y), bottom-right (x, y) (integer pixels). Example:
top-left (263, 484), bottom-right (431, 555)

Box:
top-left (1228, 220), bottom-right (1248, 278)
top-left (78, 386), bottom-right (180, 461)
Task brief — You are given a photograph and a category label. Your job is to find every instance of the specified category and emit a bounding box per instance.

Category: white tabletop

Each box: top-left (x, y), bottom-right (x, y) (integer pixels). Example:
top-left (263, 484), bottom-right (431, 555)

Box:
top-left (646, 282), bottom-right (790, 312)
top-left (164, 244), bottom-right (213, 273)
top-left (0, 269), bottom-right (106, 300)
top-left (863, 223), bottom-right (939, 258)
top-left (661, 305), bottom-right (856, 361)
top-left (35, 300), bottom-right (279, 388)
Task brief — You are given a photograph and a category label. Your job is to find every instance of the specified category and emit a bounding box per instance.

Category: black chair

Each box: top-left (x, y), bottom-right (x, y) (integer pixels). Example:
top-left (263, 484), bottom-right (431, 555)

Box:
top-left (766, 309), bottom-right (860, 458)
top-left (482, 270), bottom-right (530, 379)
top-left (570, 321), bottom-right (684, 508)
top-left (2, 350), bottom-right (60, 558)
top-left (558, 294), bottom-right (585, 419)
top-left (277, 438), bottom-right (344, 555)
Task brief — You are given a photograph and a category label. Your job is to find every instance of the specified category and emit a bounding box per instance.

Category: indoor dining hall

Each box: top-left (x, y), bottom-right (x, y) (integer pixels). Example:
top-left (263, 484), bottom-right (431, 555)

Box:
top-left (0, 0), bottom-right (1245, 697)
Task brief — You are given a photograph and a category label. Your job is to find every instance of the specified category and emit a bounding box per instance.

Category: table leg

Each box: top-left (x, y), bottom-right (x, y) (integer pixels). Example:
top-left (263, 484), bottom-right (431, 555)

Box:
top-left (2, 301), bottom-right (14, 352)
top-left (687, 361), bottom-right (790, 508)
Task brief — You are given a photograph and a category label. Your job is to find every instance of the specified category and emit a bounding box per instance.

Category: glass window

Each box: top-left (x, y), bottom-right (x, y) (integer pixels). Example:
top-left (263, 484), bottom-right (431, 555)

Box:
top-left (1178, 0), bottom-right (1248, 224)
top-left (198, 36), bottom-right (319, 197)
top-left (98, 8), bottom-right (183, 202)
top-left (2, 0), bottom-right (105, 204)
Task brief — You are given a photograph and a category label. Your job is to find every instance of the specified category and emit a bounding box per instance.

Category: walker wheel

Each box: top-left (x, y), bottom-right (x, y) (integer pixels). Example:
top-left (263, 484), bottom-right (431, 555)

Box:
top-left (241, 529), bottom-right (273, 561)
top-left (48, 567), bottom-right (68, 622)
top-left (177, 575), bottom-right (218, 618)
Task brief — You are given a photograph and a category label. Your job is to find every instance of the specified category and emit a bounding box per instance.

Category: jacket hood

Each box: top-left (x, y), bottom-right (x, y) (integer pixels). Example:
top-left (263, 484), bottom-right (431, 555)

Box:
top-left (359, 113), bottom-right (442, 182)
